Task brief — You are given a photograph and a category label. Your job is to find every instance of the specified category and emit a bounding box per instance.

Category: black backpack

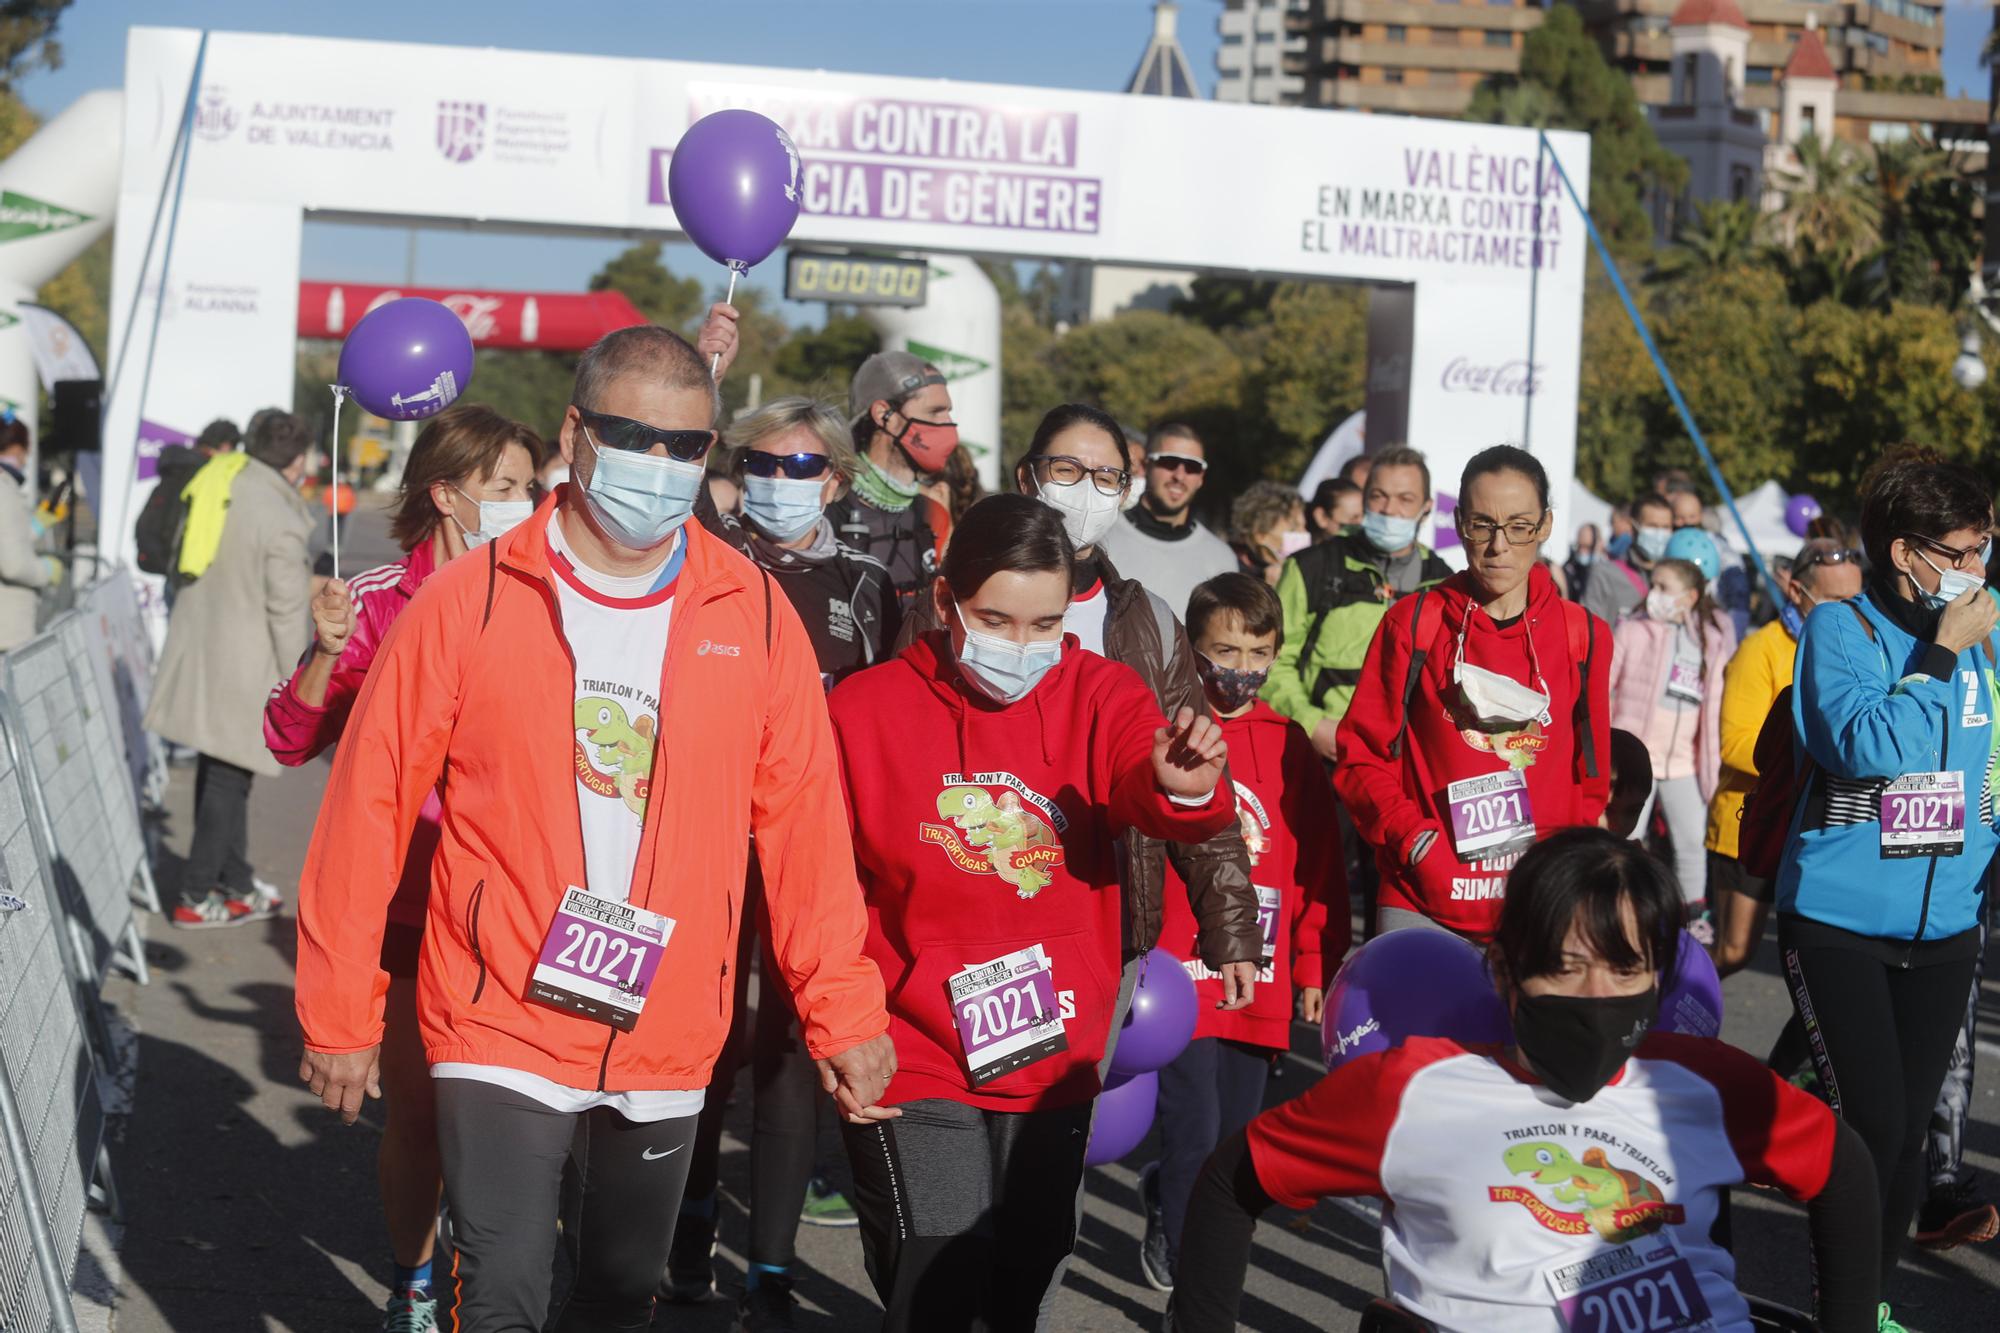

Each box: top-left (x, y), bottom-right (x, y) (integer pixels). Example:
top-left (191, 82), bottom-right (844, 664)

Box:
top-left (133, 479), bottom-right (190, 579)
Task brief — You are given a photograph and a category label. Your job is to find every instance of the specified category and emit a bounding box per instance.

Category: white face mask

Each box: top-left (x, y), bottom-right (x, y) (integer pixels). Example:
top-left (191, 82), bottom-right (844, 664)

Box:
top-left (454, 486), bottom-right (534, 550)
top-left (1452, 607), bottom-right (1551, 727)
top-left (1913, 548), bottom-right (1986, 610)
top-left (1034, 474), bottom-right (1125, 551)
top-left (1645, 589), bottom-right (1687, 624)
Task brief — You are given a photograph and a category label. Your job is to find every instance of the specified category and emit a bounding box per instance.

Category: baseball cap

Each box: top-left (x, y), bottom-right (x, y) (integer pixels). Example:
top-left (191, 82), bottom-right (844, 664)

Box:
top-left (849, 351), bottom-right (947, 428)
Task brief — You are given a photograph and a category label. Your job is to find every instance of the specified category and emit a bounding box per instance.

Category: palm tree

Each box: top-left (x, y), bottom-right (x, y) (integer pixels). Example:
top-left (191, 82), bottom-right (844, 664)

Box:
top-left (1771, 135), bottom-right (1883, 256)
top-left (1870, 135), bottom-right (1953, 219)
top-left (1650, 199), bottom-right (1768, 284)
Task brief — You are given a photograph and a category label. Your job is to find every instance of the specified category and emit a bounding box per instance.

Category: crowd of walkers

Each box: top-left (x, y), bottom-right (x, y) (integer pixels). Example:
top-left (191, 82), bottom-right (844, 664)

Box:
top-left (130, 307), bottom-right (1997, 1332)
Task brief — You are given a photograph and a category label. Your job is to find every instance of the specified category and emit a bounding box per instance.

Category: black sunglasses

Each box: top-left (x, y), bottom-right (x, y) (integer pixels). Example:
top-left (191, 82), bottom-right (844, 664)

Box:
top-left (1148, 453), bottom-right (1207, 476)
top-left (574, 406), bottom-right (717, 461)
top-left (1791, 545), bottom-right (1861, 579)
top-left (738, 451), bottom-right (833, 481)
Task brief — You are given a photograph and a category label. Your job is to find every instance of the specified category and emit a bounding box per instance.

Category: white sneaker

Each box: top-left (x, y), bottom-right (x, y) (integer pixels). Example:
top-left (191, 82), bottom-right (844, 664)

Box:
top-left (249, 877), bottom-right (286, 911)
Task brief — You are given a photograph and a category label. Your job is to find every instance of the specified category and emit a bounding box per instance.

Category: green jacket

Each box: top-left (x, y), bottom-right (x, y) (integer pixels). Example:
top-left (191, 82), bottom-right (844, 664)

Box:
top-left (1262, 532), bottom-right (1452, 734)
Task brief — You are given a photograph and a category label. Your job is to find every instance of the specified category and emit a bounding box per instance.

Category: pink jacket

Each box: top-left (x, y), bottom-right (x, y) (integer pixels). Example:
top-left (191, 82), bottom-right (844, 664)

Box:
top-left (264, 540), bottom-right (441, 927)
top-left (1608, 610), bottom-right (1735, 802)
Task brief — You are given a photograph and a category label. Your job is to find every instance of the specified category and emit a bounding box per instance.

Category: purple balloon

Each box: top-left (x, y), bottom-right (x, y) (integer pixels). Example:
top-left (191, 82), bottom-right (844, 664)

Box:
top-left (1109, 949), bottom-right (1199, 1079)
top-left (1322, 928), bottom-right (1511, 1070)
top-left (1661, 930), bottom-right (1724, 1038)
top-left (336, 298), bottom-right (473, 422)
top-left (1086, 1069), bottom-right (1158, 1167)
top-left (667, 109), bottom-right (802, 273)
top-left (1785, 493), bottom-right (1823, 538)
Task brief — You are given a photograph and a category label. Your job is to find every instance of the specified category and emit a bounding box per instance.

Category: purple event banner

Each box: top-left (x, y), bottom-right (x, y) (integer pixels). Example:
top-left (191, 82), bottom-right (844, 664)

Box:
top-left (136, 419), bottom-right (193, 482)
top-left (688, 86), bottom-right (1079, 169)
top-left (649, 150), bottom-right (1101, 235)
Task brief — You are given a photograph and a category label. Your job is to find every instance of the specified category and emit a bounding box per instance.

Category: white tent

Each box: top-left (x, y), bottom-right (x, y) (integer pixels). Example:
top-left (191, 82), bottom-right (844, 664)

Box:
top-left (1725, 480), bottom-right (1800, 566)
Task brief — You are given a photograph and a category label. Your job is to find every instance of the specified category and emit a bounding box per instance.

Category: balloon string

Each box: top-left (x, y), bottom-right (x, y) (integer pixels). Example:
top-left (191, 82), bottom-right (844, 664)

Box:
top-left (328, 384), bottom-right (346, 580)
top-left (711, 267), bottom-right (740, 379)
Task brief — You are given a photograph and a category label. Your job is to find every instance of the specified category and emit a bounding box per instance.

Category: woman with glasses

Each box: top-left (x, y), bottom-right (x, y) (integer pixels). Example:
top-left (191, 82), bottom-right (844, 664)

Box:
top-left (1335, 445), bottom-right (1612, 939)
top-left (1708, 539), bottom-right (1864, 979)
top-left (1778, 447), bottom-right (2000, 1327)
top-left (666, 397), bottom-right (898, 1326)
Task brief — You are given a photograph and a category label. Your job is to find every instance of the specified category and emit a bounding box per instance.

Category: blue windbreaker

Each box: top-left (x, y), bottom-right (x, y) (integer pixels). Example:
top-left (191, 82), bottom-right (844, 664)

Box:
top-left (1776, 591), bottom-right (1997, 941)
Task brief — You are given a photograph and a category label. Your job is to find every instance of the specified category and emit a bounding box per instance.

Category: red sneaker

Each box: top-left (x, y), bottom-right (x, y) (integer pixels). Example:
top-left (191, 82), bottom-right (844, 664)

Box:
top-left (170, 890), bottom-right (277, 930)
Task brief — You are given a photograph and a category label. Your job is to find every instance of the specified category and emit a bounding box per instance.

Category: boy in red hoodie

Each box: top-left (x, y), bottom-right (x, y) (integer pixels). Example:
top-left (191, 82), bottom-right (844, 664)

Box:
top-left (1141, 573), bottom-right (1350, 1294)
top-left (828, 494), bottom-right (1235, 1332)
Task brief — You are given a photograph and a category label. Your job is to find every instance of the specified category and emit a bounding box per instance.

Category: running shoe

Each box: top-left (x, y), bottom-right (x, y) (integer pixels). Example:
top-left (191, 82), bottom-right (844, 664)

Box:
top-left (1138, 1161), bottom-right (1175, 1294)
top-left (169, 890), bottom-right (277, 929)
top-left (799, 1175), bottom-right (858, 1228)
top-left (382, 1291), bottom-right (437, 1332)
top-left (734, 1273), bottom-right (799, 1332)
top-left (663, 1210), bottom-right (718, 1304)
top-left (1687, 913), bottom-right (1716, 948)
top-left (249, 876), bottom-right (287, 912)
top-left (1916, 1172), bottom-right (2000, 1250)
top-left (1877, 1304), bottom-right (1908, 1333)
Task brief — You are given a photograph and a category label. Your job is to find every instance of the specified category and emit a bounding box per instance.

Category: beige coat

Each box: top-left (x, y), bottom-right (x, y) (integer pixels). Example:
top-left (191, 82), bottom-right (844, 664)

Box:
top-left (145, 458), bottom-right (311, 774)
top-left (0, 465), bottom-right (48, 651)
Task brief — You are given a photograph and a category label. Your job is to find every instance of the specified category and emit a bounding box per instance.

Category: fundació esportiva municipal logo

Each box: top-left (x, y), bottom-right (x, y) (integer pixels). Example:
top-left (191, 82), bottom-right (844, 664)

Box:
top-left (437, 101), bottom-right (486, 164)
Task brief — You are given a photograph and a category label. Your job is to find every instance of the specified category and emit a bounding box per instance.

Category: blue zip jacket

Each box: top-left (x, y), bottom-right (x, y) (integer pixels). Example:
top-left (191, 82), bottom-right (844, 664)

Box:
top-left (1776, 590), bottom-right (1997, 941)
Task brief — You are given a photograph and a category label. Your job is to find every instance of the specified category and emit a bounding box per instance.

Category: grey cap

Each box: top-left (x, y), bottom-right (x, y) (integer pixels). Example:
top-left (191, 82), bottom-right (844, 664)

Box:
top-left (849, 350), bottom-right (946, 427)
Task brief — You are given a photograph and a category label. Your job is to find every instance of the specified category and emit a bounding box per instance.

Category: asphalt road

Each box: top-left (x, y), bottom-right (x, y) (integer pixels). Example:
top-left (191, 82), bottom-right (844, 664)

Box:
top-left (96, 503), bottom-right (2000, 1330)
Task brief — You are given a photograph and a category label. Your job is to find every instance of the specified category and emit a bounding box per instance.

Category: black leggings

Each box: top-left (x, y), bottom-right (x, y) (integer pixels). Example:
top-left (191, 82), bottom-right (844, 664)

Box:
top-left (684, 891), bottom-right (821, 1270)
top-left (435, 1079), bottom-right (699, 1332)
top-left (841, 1097), bottom-right (1092, 1333)
top-left (1781, 931), bottom-right (1976, 1290)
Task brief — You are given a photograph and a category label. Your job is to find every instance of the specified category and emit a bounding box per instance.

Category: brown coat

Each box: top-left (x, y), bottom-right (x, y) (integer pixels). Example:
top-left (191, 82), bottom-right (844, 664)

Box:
top-left (899, 550), bottom-right (1261, 967)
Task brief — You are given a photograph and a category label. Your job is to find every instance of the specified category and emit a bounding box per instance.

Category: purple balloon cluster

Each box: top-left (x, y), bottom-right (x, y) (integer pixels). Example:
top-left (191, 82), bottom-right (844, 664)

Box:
top-left (1087, 949), bottom-right (1198, 1167)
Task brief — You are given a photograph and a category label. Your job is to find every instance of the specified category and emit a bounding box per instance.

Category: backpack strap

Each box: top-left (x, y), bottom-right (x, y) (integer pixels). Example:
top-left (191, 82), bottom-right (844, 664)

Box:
top-left (482, 539), bottom-right (499, 629)
top-left (1562, 602), bottom-right (1600, 781)
top-left (1389, 588), bottom-right (1440, 760)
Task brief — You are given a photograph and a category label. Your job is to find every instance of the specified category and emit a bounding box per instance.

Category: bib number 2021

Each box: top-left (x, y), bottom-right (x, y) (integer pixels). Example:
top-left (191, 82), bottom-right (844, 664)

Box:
top-left (959, 980), bottom-right (1041, 1046)
top-left (1576, 1269), bottom-right (1697, 1333)
top-left (1463, 791), bottom-right (1526, 836)
top-left (1886, 793), bottom-right (1954, 832)
top-left (554, 922), bottom-right (649, 990)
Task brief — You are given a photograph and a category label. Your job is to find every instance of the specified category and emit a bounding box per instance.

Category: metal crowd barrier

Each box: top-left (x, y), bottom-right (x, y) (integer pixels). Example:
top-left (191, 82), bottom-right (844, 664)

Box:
top-left (0, 684), bottom-right (113, 1333)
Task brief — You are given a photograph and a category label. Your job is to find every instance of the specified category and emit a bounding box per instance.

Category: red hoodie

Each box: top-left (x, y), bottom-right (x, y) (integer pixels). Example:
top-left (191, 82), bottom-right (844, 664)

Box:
top-left (828, 632), bottom-right (1234, 1113)
top-left (1334, 565), bottom-right (1611, 938)
top-left (1160, 701), bottom-right (1348, 1050)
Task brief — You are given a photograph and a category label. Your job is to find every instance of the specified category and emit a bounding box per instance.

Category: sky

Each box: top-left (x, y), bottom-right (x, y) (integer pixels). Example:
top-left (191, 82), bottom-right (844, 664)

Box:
top-left (13, 0), bottom-right (1997, 326)
top-left (15, 0), bottom-right (1225, 325)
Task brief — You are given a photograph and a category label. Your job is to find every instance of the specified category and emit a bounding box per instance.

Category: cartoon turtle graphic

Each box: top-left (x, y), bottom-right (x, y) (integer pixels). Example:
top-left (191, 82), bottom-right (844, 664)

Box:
top-left (936, 785), bottom-right (1061, 898)
top-left (576, 697), bottom-right (654, 819)
top-left (1502, 1141), bottom-right (1669, 1241)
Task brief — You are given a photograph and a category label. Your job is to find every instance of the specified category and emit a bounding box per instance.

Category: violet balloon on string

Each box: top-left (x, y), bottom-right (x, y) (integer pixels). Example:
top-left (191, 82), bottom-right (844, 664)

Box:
top-left (1322, 928), bottom-right (1511, 1071)
top-left (336, 297), bottom-right (474, 422)
top-left (1108, 948), bottom-right (1199, 1080)
top-left (666, 109), bottom-right (803, 274)
top-left (1784, 493), bottom-right (1822, 538)
top-left (1085, 1069), bottom-right (1158, 1167)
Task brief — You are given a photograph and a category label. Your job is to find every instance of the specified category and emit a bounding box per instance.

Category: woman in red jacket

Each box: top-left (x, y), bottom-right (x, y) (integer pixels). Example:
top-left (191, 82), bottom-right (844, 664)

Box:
top-left (827, 492), bottom-right (1235, 1333)
top-left (263, 404), bottom-right (542, 1329)
top-left (1335, 445), bottom-right (1611, 940)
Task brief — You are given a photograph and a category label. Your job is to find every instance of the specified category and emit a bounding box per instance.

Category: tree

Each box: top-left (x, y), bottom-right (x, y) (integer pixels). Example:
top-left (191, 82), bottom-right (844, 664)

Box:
top-left (1233, 282), bottom-right (1367, 477)
top-left (1173, 276), bottom-right (1281, 332)
top-left (1770, 135), bottom-right (1882, 257)
top-left (1465, 5), bottom-right (1686, 258)
top-left (588, 243), bottom-right (704, 330)
top-left (771, 313), bottom-right (879, 403)
top-left (1648, 200), bottom-right (1767, 287)
top-left (0, 0), bottom-right (68, 92)
top-left (1574, 270), bottom-right (1659, 502)
top-left (1041, 311), bottom-right (1242, 467)
top-left (1871, 137), bottom-right (1976, 308)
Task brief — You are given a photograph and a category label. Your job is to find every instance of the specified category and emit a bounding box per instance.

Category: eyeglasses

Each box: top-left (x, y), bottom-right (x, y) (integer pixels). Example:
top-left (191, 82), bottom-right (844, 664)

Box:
top-left (1460, 512), bottom-right (1549, 547)
top-left (738, 451), bottom-right (833, 481)
top-left (1899, 531), bottom-right (1992, 573)
top-left (574, 407), bottom-right (717, 461)
top-left (1790, 545), bottom-right (1861, 580)
top-left (1147, 453), bottom-right (1207, 477)
top-left (1035, 454), bottom-right (1130, 496)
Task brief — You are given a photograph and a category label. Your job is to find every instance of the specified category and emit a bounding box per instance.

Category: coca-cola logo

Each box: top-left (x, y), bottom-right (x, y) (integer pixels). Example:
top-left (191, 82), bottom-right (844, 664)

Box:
top-left (1441, 358), bottom-right (1543, 395)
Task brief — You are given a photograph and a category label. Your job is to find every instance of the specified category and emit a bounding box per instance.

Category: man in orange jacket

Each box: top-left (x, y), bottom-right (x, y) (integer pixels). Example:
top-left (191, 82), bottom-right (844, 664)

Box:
top-left (294, 325), bottom-right (895, 1331)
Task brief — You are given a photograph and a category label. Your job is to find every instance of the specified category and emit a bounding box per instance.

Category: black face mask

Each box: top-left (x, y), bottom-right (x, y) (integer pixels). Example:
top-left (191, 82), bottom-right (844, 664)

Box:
top-left (1512, 986), bottom-right (1658, 1104)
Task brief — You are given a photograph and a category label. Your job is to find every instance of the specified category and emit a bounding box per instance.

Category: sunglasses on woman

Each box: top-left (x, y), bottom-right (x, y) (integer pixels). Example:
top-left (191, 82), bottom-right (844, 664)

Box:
top-left (738, 451), bottom-right (834, 481)
top-left (574, 406), bottom-right (717, 461)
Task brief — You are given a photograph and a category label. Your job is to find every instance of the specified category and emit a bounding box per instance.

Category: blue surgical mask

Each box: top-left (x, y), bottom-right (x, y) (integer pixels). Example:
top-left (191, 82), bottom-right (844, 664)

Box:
top-left (580, 428), bottom-right (704, 550)
top-left (1914, 549), bottom-right (1985, 610)
top-left (741, 474), bottom-right (825, 542)
top-left (1362, 509), bottom-right (1421, 555)
top-left (1778, 603), bottom-right (1805, 638)
top-left (1634, 526), bottom-right (1672, 563)
top-left (952, 603), bottom-right (1063, 704)
top-left (454, 487), bottom-right (533, 550)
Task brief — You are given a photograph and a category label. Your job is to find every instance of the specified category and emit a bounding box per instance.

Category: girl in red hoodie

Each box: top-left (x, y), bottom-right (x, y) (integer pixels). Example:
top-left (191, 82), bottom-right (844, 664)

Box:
top-left (1335, 446), bottom-right (1612, 940)
top-left (828, 493), bottom-right (1234, 1333)
top-left (1143, 573), bottom-right (1350, 1294)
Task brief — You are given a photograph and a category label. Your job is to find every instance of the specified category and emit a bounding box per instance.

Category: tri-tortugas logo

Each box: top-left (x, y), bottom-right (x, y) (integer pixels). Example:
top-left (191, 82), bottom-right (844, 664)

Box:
top-left (0, 190), bottom-right (91, 244)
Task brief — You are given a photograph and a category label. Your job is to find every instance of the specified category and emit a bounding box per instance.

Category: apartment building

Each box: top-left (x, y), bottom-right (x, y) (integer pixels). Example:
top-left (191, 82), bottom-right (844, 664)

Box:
top-left (1217, 0), bottom-right (1310, 105)
top-left (1283, 0), bottom-right (1545, 117)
